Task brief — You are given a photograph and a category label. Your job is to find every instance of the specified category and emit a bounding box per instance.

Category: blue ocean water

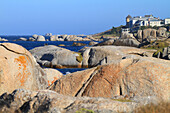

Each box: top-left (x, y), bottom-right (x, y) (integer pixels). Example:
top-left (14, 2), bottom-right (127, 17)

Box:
top-left (0, 36), bottom-right (91, 74)
top-left (0, 41), bottom-right (90, 51)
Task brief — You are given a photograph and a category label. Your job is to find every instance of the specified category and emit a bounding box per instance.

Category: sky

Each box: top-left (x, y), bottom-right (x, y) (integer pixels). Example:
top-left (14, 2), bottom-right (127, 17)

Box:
top-left (0, 0), bottom-right (170, 35)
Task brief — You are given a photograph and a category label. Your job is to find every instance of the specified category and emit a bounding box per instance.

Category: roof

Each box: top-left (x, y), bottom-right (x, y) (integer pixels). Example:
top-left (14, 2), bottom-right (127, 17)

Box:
top-left (150, 20), bottom-right (161, 22)
top-left (126, 15), bottom-right (132, 18)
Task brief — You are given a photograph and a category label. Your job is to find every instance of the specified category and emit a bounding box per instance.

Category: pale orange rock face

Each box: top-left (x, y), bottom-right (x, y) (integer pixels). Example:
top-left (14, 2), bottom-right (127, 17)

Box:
top-left (0, 43), bottom-right (48, 94)
top-left (49, 57), bottom-right (170, 101)
top-left (43, 68), bottom-right (63, 86)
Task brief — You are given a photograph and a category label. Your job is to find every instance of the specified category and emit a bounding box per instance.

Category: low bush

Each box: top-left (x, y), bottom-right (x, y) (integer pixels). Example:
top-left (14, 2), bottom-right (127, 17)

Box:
top-left (135, 102), bottom-right (170, 113)
top-left (76, 108), bottom-right (95, 113)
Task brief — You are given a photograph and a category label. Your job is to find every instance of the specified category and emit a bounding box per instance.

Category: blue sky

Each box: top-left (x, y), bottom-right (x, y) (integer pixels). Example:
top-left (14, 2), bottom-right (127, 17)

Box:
top-left (0, 0), bottom-right (169, 35)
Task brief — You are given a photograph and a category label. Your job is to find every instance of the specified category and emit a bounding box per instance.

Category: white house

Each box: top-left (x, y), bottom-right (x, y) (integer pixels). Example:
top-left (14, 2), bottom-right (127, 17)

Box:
top-left (126, 15), bottom-right (163, 28)
top-left (121, 28), bottom-right (130, 33)
top-left (165, 18), bottom-right (170, 25)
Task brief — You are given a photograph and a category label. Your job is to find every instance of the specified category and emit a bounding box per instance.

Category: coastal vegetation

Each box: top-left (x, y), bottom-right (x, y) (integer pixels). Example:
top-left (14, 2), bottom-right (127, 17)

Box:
top-left (76, 108), bottom-right (95, 113)
top-left (141, 39), bottom-right (169, 50)
top-left (93, 25), bottom-right (126, 38)
top-left (134, 102), bottom-right (170, 113)
top-left (75, 52), bottom-right (83, 63)
top-left (139, 24), bottom-right (170, 31)
top-left (93, 24), bottom-right (170, 39)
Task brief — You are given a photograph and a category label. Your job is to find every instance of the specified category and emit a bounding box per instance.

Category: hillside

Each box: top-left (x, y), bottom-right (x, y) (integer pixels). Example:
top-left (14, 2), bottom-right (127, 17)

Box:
top-left (93, 24), bottom-right (170, 39)
top-left (92, 25), bottom-right (126, 39)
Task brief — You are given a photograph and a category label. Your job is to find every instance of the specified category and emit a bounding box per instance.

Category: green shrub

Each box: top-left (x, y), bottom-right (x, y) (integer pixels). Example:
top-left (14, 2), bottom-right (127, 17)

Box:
top-left (140, 40), bottom-right (169, 50)
top-left (153, 48), bottom-right (163, 56)
top-left (75, 108), bottom-right (95, 113)
top-left (75, 52), bottom-right (83, 63)
top-left (134, 102), bottom-right (170, 113)
top-left (111, 98), bottom-right (133, 102)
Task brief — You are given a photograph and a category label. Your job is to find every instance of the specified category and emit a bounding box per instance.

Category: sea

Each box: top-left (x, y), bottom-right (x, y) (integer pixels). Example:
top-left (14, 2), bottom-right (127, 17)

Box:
top-left (0, 35), bottom-right (92, 74)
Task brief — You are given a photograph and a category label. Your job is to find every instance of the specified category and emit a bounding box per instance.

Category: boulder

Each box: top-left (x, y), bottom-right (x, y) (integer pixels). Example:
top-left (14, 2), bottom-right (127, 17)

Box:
top-left (0, 37), bottom-right (8, 41)
top-left (87, 35), bottom-right (101, 41)
top-left (157, 27), bottom-right (167, 37)
top-left (64, 35), bottom-right (84, 41)
top-left (28, 37), bottom-right (36, 41)
top-left (113, 38), bottom-right (141, 47)
top-left (49, 68), bottom-right (96, 96)
top-left (88, 41), bottom-right (98, 46)
top-left (154, 46), bottom-right (170, 60)
top-left (143, 28), bottom-right (157, 41)
top-left (43, 68), bottom-right (63, 86)
top-left (137, 28), bottom-right (168, 43)
top-left (50, 35), bottom-right (58, 41)
top-left (72, 42), bottom-right (86, 46)
top-left (58, 44), bottom-right (65, 46)
top-left (61, 35), bottom-right (68, 40)
top-left (95, 38), bottom-right (140, 47)
top-left (162, 46), bottom-right (170, 59)
top-left (137, 30), bottom-right (143, 42)
top-left (49, 56), bottom-right (170, 102)
top-left (0, 43), bottom-right (48, 95)
top-left (45, 33), bottom-right (52, 37)
top-left (0, 89), bottom-right (143, 113)
top-left (16, 37), bottom-right (27, 41)
top-left (120, 33), bottom-right (136, 39)
top-left (30, 45), bottom-right (82, 68)
top-left (36, 35), bottom-right (46, 41)
top-left (150, 29), bottom-right (157, 37)
top-left (80, 46), bottom-right (154, 67)
top-left (32, 34), bottom-right (38, 39)
top-left (82, 37), bottom-right (91, 41)
top-left (94, 39), bottom-right (115, 46)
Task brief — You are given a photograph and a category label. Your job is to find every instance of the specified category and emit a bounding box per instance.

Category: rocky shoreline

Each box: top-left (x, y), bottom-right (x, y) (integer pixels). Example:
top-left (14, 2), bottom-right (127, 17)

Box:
top-left (0, 42), bottom-right (169, 112)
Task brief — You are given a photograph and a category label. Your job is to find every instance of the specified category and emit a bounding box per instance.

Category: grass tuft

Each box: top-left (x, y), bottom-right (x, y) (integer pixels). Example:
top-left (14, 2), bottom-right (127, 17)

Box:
top-left (111, 98), bottom-right (133, 102)
top-left (134, 102), bottom-right (170, 113)
top-left (75, 108), bottom-right (95, 113)
top-left (75, 52), bottom-right (83, 63)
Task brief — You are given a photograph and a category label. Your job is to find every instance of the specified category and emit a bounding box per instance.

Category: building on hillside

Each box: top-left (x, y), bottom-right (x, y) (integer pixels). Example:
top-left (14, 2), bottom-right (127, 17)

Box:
top-left (126, 15), bottom-right (132, 28)
top-left (164, 18), bottom-right (170, 25)
top-left (126, 15), bottom-right (164, 28)
top-left (121, 26), bottom-right (130, 33)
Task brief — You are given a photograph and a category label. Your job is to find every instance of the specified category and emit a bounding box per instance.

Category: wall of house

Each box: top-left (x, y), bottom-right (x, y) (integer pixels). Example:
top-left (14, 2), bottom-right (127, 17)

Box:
top-left (149, 21), bottom-right (161, 27)
top-left (165, 19), bottom-right (170, 24)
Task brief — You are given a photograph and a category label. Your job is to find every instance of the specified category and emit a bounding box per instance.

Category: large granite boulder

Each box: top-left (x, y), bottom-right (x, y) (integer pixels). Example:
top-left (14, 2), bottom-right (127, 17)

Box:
top-left (32, 34), bottom-right (38, 39)
top-left (137, 28), bottom-right (168, 43)
top-left (0, 89), bottom-right (156, 113)
top-left (94, 39), bottom-right (115, 46)
top-left (72, 42), bottom-right (86, 46)
top-left (157, 27), bottom-right (167, 37)
top-left (30, 45), bottom-right (82, 68)
top-left (49, 56), bottom-right (170, 102)
top-left (162, 46), bottom-right (170, 59)
top-left (0, 43), bottom-right (48, 95)
top-left (50, 35), bottom-right (58, 41)
top-left (154, 46), bottom-right (170, 60)
top-left (79, 46), bottom-right (155, 68)
top-left (95, 38), bottom-right (140, 47)
top-left (0, 37), bottom-right (8, 41)
top-left (120, 33), bottom-right (135, 39)
top-left (36, 35), bottom-right (46, 41)
top-left (28, 37), bottom-right (36, 41)
top-left (143, 28), bottom-right (157, 40)
top-left (15, 37), bottom-right (27, 41)
top-left (89, 41), bottom-right (99, 46)
top-left (65, 35), bottom-right (84, 41)
top-left (137, 30), bottom-right (143, 42)
top-left (113, 38), bottom-right (140, 47)
top-left (43, 68), bottom-right (63, 86)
